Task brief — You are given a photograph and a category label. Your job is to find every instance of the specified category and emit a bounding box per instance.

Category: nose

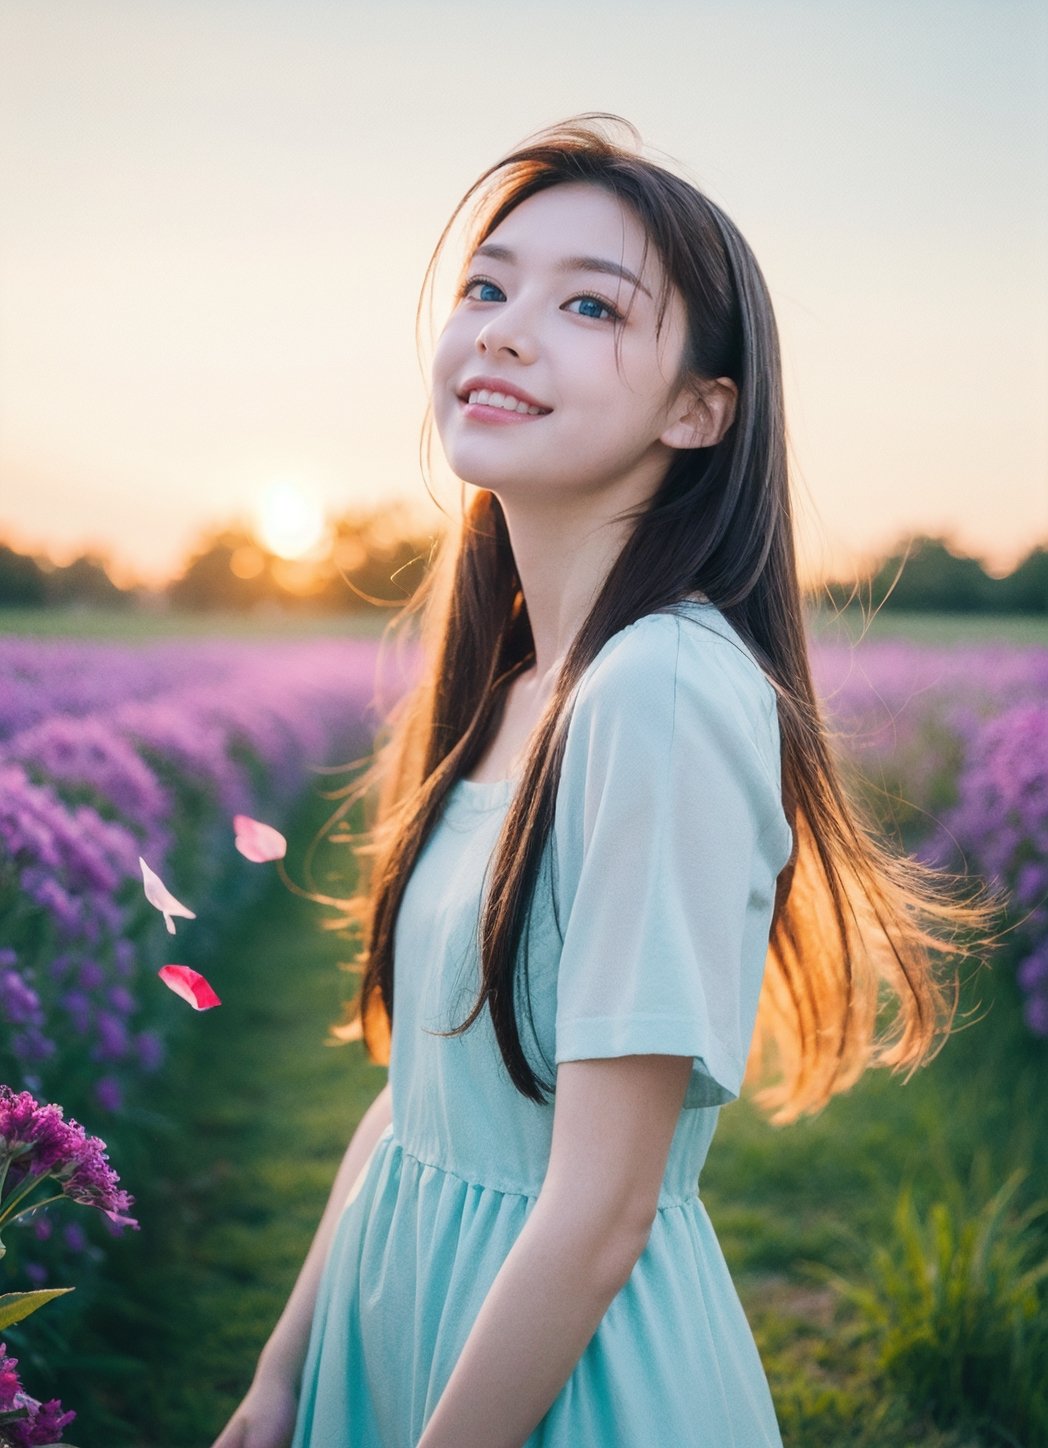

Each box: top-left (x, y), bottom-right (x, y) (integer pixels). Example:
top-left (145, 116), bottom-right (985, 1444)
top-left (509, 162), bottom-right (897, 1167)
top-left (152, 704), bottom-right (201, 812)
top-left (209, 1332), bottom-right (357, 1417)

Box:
top-left (474, 297), bottom-right (538, 363)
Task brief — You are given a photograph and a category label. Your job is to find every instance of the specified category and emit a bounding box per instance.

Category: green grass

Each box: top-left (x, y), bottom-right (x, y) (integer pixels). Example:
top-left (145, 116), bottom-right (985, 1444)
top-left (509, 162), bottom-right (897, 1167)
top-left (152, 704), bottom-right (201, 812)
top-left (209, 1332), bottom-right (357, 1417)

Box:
top-left (3, 602), bottom-right (1047, 647)
top-left (708, 978), bottom-right (1048, 1445)
top-left (808, 606), bottom-right (1048, 647)
top-left (0, 604), bottom-right (395, 640)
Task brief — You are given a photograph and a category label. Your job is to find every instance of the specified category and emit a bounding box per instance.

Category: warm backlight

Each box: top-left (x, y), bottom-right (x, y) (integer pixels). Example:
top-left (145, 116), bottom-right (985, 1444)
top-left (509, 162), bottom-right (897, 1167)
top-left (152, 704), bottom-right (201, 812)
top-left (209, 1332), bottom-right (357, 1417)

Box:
top-left (253, 481), bottom-right (330, 560)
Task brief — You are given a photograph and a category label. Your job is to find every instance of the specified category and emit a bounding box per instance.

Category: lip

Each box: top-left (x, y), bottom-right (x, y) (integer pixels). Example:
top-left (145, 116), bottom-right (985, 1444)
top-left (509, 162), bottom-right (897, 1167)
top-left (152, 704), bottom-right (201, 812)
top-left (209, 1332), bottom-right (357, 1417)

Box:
top-left (456, 376), bottom-right (553, 413)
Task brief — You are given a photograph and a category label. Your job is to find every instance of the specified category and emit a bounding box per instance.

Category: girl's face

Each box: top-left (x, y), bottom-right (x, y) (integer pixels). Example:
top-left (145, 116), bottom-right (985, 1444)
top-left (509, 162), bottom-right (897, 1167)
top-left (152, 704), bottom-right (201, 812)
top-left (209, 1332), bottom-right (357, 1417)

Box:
top-left (431, 181), bottom-right (697, 510)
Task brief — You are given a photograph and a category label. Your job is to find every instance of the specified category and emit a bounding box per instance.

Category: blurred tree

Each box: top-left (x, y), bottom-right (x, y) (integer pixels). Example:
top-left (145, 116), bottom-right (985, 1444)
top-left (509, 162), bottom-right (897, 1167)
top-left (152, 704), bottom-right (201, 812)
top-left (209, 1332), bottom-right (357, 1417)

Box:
top-left (995, 545), bottom-right (1048, 614)
top-left (163, 506), bottom-right (441, 613)
top-left (0, 543), bottom-right (48, 605)
top-left (873, 536), bottom-right (994, 611)
top-left (43, 553), bottom-right (132, 609)
top-left (321, 505), bottom-right (437, 612)
top-left (822, 534), bottom-right (1003, 613)
top-left (166, 529), bottom-right (276, 611)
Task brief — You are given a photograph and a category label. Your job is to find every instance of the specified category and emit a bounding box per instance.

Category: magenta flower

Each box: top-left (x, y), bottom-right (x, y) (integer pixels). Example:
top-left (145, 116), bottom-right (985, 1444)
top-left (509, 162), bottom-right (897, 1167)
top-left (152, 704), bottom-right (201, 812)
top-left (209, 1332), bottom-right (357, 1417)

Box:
top-left (0, 1343), bottom-right (76, 1447)
top-left (0, 1085), bottom-right (138, 1250)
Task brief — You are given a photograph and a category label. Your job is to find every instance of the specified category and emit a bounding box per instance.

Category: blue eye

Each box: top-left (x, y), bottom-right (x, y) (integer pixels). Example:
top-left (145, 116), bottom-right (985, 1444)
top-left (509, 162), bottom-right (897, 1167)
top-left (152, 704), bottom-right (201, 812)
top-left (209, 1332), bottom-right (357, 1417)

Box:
top-left (565, 293), bottom-right (620, 322)
top-left (461, 276), bottom-right (505, 303)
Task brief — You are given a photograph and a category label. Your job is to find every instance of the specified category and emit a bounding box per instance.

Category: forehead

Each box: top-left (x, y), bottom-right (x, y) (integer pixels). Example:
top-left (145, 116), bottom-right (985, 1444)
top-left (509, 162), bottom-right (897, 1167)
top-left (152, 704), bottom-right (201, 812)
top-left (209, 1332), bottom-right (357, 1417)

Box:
top-left (475, 182), bottom-right (661, 287)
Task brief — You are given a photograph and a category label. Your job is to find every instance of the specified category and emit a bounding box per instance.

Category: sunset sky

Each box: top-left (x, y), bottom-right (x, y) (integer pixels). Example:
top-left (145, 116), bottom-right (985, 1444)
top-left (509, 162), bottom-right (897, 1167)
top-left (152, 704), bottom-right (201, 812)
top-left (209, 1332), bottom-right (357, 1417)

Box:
top-left (0, 0), bottom-right (1045, 590)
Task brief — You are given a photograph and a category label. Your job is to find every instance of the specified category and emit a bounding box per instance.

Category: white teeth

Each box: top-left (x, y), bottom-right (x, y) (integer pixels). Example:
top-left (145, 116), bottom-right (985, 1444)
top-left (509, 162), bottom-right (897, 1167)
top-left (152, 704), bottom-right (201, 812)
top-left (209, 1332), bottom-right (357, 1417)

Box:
top-left (466, 388), bottom-right (545, 415)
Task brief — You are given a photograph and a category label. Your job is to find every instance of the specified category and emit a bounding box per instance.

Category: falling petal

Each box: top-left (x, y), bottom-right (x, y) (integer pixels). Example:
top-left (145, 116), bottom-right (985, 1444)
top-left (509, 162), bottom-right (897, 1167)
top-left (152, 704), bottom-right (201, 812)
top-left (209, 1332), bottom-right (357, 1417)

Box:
top-left (103, 1208), bottom-right (141, 1230)
top-left (233, 814), bottom-right (287, 863)
top-left (158, 964), bottom-right (221, 1011)
top-left (139, 857), bottom-right (196, 935)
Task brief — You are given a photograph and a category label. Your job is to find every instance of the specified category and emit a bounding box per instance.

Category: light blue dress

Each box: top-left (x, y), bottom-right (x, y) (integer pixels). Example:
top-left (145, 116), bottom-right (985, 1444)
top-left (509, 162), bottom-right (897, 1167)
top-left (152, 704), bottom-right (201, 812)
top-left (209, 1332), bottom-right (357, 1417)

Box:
top-left (291, 600), bottom-right (794, 1447)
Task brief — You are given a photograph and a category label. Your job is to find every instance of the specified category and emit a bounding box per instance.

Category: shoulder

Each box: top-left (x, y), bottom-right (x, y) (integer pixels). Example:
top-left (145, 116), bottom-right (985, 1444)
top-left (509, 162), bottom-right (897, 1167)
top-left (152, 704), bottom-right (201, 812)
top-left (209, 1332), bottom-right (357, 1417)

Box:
top-left (554, 606), bottom-right (792, 878)
top-left (570, 605), bottom-right (779, 746)
top-left (560, 606), bottom-right (787, 837)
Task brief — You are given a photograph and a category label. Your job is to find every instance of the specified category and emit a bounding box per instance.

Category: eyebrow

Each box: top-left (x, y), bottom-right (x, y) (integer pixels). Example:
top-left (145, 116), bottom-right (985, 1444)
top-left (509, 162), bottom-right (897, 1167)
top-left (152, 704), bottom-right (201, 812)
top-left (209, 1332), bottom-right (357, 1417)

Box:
top-left (470, 242), bottom-right (653, 300)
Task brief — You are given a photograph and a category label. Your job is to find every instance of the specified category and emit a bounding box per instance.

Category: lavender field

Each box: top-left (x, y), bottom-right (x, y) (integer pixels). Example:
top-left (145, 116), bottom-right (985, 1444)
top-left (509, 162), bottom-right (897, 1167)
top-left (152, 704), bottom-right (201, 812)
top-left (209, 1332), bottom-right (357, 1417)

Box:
top-left (1, 613), bottom-right (1047, 1446)
top-left (0, 633), bottom-right (388, 1098)
top-left (2, 621), bottom-right (1046, 1188)
top-left (810, 636), bottom-right (1048, 1034)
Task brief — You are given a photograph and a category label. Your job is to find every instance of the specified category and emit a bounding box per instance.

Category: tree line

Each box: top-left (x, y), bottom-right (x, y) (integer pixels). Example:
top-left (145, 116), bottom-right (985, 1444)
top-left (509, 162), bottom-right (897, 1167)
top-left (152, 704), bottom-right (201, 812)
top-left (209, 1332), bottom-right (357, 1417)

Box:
top-left (820, 536), bottom-right (1047, 614)
top-left (0, 520), bottom-right (1045, 615)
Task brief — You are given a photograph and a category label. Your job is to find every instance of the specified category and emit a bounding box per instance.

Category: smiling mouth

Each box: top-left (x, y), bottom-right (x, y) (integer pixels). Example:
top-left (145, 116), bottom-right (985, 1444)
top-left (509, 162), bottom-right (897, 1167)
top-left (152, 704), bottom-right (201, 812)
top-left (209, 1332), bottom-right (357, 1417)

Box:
top-left (458, 387), bottom-right (552, 416)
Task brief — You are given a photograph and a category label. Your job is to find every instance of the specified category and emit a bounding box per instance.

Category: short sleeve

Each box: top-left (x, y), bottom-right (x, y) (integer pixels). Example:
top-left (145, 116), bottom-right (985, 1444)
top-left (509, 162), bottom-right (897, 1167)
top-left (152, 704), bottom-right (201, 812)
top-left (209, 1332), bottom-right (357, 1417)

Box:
top-left (551, 612), bottom-right (793, 1110)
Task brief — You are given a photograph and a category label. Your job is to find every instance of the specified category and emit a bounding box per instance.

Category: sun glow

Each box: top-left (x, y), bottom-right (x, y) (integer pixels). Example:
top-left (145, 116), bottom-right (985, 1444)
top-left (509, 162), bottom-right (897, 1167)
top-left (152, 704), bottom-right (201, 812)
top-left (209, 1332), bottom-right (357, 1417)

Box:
top-left (253, 481), bottom-right (330, 560)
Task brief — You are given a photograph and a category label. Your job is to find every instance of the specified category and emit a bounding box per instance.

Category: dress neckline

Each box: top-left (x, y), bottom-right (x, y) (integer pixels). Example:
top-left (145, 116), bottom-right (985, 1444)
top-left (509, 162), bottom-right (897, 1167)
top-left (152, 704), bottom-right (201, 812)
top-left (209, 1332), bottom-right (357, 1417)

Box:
top-left (454, 599), bottom-right (719, 799)
top-left (452, 773), bottom-right (519, 802)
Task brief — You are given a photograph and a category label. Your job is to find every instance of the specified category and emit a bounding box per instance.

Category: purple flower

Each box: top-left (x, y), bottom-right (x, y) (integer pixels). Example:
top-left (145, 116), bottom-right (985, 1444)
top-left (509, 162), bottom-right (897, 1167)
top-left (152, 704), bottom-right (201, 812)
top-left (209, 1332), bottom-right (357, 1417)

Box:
top-left (1022, 992), bottom-right (1048, 1038)
top-left (134, 1029), bottom-right (166, 1073)
top-left (106, 984), bottom-right (136, 1016)
top-left (46, 953), bottom-right (76, 983)
top-left (56, 1126), bottom-right (132, 1220)
top-left (0, 1090), bottom-right (73, 1175)
top-left (0, 969), bottom-right (43, 1027)
top-left (76, 959), bottom-right (105, 991)
top-left (0, 1085), bottom-right (138, 1231)
top-left (10, 1027), bottom-right (56, 1069)
top-left (1018, 946), bottom-right (1048, 994)
top-left (113, 938), bottom-right (137, 979)
top-left (30, 1213), bottom-right (52, 1241)
top-left (814, 641), bottom-right (1048, 1041)
top-left (91, 1012), bottom-right (130, 1064)
top-left (0, 1343), bottom-right (18, 1398)
top-left (62, 1220), bottom-right (88, 1254)
top-left (0, 1342), bottom-right (76, 1446)
top-left (92, 1075), bottom-right (123, 1114)
top-left (57, 989), bottom-right (92, 1036)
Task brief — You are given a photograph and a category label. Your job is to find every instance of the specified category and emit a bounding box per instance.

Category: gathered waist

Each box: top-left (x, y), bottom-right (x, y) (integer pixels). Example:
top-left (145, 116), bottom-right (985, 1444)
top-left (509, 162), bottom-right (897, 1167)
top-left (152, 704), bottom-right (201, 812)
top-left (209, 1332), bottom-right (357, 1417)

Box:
top-left (381, 1126), bottom-right (704, 1212)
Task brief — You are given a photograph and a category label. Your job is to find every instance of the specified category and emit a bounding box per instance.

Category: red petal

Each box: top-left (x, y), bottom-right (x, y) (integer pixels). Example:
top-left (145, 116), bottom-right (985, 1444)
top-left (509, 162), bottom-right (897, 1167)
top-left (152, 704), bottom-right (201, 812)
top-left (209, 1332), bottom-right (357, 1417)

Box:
top-left (158, 965), bottom-right (221, 1011)
top-left (233, 814), bottom-right (287, 863)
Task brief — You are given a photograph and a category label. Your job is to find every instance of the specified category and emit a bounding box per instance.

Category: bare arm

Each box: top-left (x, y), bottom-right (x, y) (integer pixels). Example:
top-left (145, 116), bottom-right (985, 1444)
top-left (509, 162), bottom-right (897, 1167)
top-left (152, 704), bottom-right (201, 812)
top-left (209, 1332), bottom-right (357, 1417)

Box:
top-left (210, 1078), bottom-right (392, 1448)
top-left (415, 1054), bottom-right (692, 1448)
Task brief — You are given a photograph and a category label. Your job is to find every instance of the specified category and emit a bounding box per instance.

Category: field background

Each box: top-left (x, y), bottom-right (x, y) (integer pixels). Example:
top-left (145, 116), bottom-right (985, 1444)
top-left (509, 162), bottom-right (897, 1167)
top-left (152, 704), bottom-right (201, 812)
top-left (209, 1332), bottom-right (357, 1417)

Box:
top-left (2, 604), bottom-right (1046, 1448)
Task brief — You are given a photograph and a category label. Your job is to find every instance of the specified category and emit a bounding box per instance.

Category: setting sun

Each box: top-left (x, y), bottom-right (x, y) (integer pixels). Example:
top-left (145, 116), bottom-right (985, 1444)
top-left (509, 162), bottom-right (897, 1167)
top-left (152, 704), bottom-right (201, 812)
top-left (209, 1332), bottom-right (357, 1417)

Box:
top-left (253, 481), bottom-right (330, 561)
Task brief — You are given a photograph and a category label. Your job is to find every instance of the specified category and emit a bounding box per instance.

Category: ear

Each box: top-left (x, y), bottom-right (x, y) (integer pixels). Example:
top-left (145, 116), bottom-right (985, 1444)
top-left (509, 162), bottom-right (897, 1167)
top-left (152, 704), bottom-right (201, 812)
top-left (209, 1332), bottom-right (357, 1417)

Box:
top-left (660, 376), bottom-right (738, 451)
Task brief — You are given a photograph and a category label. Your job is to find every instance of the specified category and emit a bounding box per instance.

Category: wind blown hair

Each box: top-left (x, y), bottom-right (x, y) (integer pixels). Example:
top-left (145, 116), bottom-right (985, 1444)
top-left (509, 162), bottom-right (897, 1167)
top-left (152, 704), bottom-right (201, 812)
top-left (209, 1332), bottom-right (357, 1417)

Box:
top-left (323, 113), bottom-right (1001, 1123)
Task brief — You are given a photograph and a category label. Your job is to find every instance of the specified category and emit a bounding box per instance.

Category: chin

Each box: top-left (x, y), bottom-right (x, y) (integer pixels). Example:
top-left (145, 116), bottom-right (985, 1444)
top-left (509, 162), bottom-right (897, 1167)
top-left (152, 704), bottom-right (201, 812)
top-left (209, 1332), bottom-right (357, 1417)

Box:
top-left (441, 451), bottom-right (520, 494)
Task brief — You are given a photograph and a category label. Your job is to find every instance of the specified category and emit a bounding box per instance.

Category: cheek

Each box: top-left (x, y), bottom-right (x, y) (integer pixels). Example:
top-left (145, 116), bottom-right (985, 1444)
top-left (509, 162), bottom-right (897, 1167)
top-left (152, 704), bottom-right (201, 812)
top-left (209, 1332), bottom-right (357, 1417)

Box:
top-left (430, 326), bottom-right (456, 391)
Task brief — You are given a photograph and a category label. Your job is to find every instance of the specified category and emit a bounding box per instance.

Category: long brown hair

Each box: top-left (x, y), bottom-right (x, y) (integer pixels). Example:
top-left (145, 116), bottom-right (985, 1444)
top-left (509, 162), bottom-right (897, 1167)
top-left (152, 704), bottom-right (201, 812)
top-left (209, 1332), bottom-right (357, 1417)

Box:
top-left (322, 113), bottom-right (1001, 1123)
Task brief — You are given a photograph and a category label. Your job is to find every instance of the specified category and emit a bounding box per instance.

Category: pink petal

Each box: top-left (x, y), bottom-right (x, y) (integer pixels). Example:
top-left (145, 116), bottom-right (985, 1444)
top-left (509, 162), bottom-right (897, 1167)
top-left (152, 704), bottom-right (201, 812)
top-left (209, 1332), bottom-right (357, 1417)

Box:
top-left (233, 814), bottom-right (287, 863)
top-left (140, 857), bottom-right (196, 934)
top-left (158, 964), bottom-right (221, 1011)
top-left (104, 1209), bottom-right (141, 1229)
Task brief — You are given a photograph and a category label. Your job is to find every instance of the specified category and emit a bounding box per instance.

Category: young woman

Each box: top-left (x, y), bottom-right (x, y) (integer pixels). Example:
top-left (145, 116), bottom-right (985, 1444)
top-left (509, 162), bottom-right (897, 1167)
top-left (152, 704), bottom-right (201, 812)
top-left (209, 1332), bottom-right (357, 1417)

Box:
top-left (211, 114), bottom-right (996, 1448)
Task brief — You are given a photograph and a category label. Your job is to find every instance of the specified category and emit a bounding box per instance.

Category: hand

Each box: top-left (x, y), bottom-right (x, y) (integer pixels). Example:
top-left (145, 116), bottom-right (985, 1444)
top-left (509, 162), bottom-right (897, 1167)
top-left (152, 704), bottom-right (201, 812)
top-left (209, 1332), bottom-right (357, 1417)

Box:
top-left (209, 1369), bottom-right (300, 1448)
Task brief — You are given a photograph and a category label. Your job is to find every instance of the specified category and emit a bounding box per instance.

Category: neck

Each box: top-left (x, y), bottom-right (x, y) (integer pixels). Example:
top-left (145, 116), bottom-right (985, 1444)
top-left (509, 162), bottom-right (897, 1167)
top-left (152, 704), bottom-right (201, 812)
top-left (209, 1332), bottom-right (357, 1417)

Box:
top-left (497, 497), bottom-right (640, 683)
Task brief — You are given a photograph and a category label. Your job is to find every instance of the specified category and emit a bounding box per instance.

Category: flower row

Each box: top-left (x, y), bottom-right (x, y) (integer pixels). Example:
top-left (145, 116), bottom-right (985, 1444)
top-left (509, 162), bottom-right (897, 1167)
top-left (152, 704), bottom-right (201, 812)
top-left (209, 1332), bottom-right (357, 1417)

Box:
top-left (0, 636), bottom-right (381, 1118)
top-left (814, 637), bottom-right (1048, 1035)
